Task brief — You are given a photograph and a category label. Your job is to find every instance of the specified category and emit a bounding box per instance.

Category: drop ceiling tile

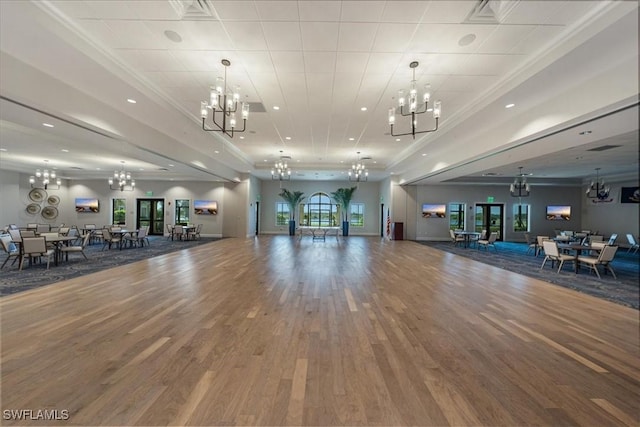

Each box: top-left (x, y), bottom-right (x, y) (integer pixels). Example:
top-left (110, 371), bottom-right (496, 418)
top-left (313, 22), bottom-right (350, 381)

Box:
top-left (340, 1), bottom-right (385, 22)
top-left (237, 51), bottom-right (276, 74)
top-left (437, 75), bottom-right (500, 93)
top-left (303, 52), bottom-right (337, 73)
top-left (365, 53), bottom-right (403, 75)
top-left (338, 23), bottom-right (378, 52)
top-left (255, 1), bottom-right (299, 21)
top-left (123, 1), bottom-right (180, 20)
top-left (298, 1), bottom-right (341, 21)
top-left (335, 52), bottom-right (370, 74)
top-left (160, 71), bottom-right (199, 87)
top-left (372, 23), bottom-right (418, 52)
top-left (262, 22), bottom-right (302, 50)
top-left (409, 24), bottom-right (496, 53)
top-left (421, 1), bottom-right (476, 23)
top-left (510, 25), bottom-right (565, 55)
top-left (104, 20), bottom-right (163, 49)
top-left (381, 1), bottom-right (430, 23)
top-left (84, 1), bottom-right (139, 19)
top-left (271, 52), bottom-right (305, 73)
top-left (211, 1), bottom-right (260, 21)
top-left (475, 25), bottom-right (537, 54)
top-left (170, 51), bottom-right (221, 72)
top-left (460, 54), bottom-right (524, 76)
top-left (224, 21), bottom-right (268, 50)
top-left (301, 22), bottom-right (340, 51)
top-left (501, 1), bottom-right (566, 25)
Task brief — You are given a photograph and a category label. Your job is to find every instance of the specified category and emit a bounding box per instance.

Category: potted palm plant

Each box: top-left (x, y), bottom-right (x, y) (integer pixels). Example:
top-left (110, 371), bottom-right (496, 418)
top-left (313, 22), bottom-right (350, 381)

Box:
top-left (279, 189), bottom-right (305, 236)
top-left (331, 186), bottom-right (357, 236)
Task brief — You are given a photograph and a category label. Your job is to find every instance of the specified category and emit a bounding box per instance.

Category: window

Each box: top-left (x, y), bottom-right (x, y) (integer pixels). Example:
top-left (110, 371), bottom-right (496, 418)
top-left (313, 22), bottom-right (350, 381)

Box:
top-left (513, 204), bottom-right (530, 232)
top-left (301, 192), bottom-right (338, 227)
top-left (175, 199), bottom-right (190, 225)
top-left (276, 202), bottom-right (290, 226)
top-left (350, 203), bottom-right (364, 227)
top-left (112, 199), bottom-right (126, 225)
top-left (449, 203), bottom-right (465, 230)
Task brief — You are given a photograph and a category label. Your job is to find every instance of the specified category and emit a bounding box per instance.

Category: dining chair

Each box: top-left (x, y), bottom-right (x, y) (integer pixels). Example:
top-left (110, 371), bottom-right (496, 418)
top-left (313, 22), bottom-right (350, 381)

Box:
top-left (524, 232), bottom-right (537, 255)
top-left (625, 234), bottom-right (639, 254)
top-left (20, 230), bottom-right (36, 238)
top-left (36, 224), bottom-right (50, 234)
top-left (60, 232), bottom-right (91, 261)
top-left (577, 245), bottom-right (618, 279)
top-left (166, 224), bottom-right (174, 240)
top-left (26, 223), bottom-right (38, 229)
top-left (9, 229), bottom-right (22, 242)
top-left (535, 236), bottom-right (550, 256)
top-left (540, 240), bottom-right (576, 273)
top-left (173, 225), bottom-right (185, 241)
top-left (0, 235), bottom-right (20, 269)
top-left (477, 232), bottom-right (498, 251)
top-left (188, 224), bottom-right (202, 241)
top-left (101, 229), bottom-right (121, 250)
top-left (19, 236), bottom-right (54, 270)
top-left (607, 234), bottom-right (618, 245)
top-left (449, 229), bottom-right (464, 247)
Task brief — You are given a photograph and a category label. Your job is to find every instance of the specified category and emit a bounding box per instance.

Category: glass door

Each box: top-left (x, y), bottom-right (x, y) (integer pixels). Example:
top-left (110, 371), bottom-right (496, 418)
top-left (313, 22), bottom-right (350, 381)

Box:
top-left (474, 204), bottom-right (504, 241)
top-left (137, 199), bottom-right (164, 236)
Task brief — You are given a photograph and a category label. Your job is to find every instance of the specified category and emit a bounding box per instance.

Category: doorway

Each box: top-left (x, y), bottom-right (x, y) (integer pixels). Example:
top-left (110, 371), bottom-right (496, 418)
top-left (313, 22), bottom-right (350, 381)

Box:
top-left (255, 201), bottom-right (260, 236)
top-left (474, 203), bottom-right (504, 241)
top-left (137, 199), bottom-right (164, 236)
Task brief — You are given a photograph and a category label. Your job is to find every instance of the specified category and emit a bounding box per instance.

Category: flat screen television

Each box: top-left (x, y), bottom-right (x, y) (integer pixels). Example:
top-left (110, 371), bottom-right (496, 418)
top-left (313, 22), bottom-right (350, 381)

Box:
top-left (194, 200), bottom-right (218, 215)
top-left (75, 197), bottom-right (99, 213)
top-left (546, 205), bottom-right (571, 221)
top-left (422, 203), bottom-right (446, 218)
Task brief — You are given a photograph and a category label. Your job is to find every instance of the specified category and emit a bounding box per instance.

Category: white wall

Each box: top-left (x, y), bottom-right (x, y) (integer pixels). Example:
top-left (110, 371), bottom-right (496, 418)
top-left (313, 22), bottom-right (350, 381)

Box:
top-left (413, 184), bottom-right (583, 242)
top-left (260, 180), bottom-right (382, 235)
top-left (0, 170), bottom-right (226, 237)
top-left (582, 179), bottom-right (639, 240)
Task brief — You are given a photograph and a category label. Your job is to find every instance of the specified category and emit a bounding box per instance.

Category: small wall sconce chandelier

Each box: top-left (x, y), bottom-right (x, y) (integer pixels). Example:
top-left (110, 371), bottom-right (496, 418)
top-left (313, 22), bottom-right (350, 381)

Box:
top-left (29, 160), bottom-right (61, 189)
top-left (388, 61), bottom-right (442, 139)
top-left (510, 167), bottom-right (531, 197)
top-left (348, 152), bottom-right (368, 182)
top-left (271, 151), bottom-right (291, 181)
top-left (200, 59), bottom-right (249, 138)
top-left (586, 167), bottom-right (610, 200)
top-left (108, 161), bottom-right (136, 191)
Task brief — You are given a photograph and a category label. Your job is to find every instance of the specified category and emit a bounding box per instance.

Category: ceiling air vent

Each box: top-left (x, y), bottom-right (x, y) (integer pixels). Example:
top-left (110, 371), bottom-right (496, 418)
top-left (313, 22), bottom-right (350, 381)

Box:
top-left (587, 145), bottom-right (622, 152)
top-left (169, 0), bottom-right (216, 20)
top-left (464, 0), bottom-right (519, 24)
top-left (247, 102), bottom-right (267, 113)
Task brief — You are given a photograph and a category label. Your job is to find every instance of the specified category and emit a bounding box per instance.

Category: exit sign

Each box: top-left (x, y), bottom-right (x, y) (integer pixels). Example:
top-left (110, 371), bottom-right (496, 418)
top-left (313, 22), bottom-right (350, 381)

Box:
top-left (145, 191), bottom-right (153, 196)
top-left (487, 196), bottom-right (494, 202)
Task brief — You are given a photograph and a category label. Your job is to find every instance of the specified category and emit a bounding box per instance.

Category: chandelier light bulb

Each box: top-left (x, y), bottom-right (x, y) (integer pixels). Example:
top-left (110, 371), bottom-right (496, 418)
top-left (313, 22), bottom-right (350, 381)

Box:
top-left (36, 169), bottom-right (42, 178)
top-left (201, 101), bottom-right (209, 118)
top-left (215, 77), bottom-right (224, 95)
top-left (29, 176), bottom-right (35, 184)
top-left (242, 102), bottom-right (249, 119)
top-left (388, 108), bottom-right (396, 125)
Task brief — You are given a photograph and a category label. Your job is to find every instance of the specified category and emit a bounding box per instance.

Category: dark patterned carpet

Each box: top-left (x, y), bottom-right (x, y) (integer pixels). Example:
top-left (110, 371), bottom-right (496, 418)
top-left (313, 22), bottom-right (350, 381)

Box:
top-left (416, 240), bottom-right (640, 309)
top-left (0, 236), bottom-right (221, 296)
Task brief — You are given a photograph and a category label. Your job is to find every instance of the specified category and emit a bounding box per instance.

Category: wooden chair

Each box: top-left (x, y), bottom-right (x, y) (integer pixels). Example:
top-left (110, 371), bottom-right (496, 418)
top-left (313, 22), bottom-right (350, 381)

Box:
top-left (19, 236), bottom-right (54, 270)
top-left (540, 240), bottom-right (576, 273)
top-left (577, 245), bottom-right (618, 279)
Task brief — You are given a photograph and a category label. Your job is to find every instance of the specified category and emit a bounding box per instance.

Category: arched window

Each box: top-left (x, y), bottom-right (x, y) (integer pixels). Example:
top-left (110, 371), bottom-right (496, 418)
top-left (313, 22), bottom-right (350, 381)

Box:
top-left (301, 192), bottom-right (339, 227)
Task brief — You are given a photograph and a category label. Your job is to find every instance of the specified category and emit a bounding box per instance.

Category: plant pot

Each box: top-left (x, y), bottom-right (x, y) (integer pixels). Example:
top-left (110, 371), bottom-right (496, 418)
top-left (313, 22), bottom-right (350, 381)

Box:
top-left (342, 220), bottom-right (349, 237)
top-left (289, 220), bottom-right (296, 236)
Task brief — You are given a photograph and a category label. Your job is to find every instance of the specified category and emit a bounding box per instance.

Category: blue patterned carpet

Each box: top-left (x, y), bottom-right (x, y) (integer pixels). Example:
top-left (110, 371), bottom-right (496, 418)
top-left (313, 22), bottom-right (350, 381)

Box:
top-left (416, 240), bottom-right (640, 309)
top-left (0, 236), bottom-right (221, 296)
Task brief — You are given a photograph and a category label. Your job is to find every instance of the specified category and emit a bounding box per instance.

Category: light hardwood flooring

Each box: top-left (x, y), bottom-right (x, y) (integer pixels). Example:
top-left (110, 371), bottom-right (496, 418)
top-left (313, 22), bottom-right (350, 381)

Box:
top-left (1, 236), bottom-right (639, 426)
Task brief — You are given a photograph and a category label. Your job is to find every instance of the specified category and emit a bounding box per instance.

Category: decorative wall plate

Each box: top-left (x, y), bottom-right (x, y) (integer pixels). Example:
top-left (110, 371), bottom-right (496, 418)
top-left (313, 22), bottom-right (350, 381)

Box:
top-left (47, 195), bottom-right (60, 206)
top-left (26, 203), bottom-right (41, 215)
top-left (41, 206), bottom-right (58, 220)
top-left (29, 188), bottom-right (47, 202)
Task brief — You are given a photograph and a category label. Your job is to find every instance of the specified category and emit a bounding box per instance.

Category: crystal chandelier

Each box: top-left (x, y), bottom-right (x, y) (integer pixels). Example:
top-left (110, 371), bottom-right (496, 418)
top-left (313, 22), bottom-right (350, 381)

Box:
top-left (29, 159), bottom-right (60, 189)
top-left (586, 168), bottom-right (610, 200)
top-left (388, 61), bottom-right (442, 139)
top-left (200, 59), bottom-right (249, 138)
top-left (510, 167), bottom-right (531, 197)
top-left (108, 161), bottom-right (136, 191)
top-left (348, 152), bottom-right (368, 182)
top-left (271, 152), bottom-right (291, 181)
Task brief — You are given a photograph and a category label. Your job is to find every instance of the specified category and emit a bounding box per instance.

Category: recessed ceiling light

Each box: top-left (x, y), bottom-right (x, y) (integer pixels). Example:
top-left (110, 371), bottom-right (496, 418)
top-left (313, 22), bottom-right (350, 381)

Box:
top-left (273, 106), bottom-right (280, 110)
top-left (0, 148), bottom-right (6, 152)
top-left (348, 137), bottom-right (354, 141)
top-left (239, 136), bottom-right (245, 139)
top-left (61, 149), bottom-right (69, 152)
top-left (579, 130), bottom-right (592, 135)
top-left (296, 160), bottom-right (300, 162)
top-left (360, 107), bottom-right (367, 111)
top-left (285, 136), bottom-right (291, 140)
top-left (214, 150), bottom-right (220, 154)
top-left (168, 164), bottom-right (174, 167)
top-left (395, 138), bottom-right (401, 142)
top-left (127, 98), bottom-right (137, 104)
top-left (263, 159), bottom-right (267, 162)
top-left (340, 160), bottom-right (344, 163)
top-left (42, 123), bottom-right (54, 128)
top-left (426, 108), bottom-right (433, 112)
top-left (505, 103), bottom-right (515, 109)
top-left (422, 153), bottom-right (427, 156)
top-left (139, 168), bottom-right (145, 171)
top-left (96, 167), bottom-right (101, 170)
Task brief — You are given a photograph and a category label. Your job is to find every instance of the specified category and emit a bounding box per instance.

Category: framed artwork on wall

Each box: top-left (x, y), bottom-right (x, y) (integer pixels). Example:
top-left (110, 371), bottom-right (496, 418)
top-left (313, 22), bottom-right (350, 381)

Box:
top-left (620, 187), bottom-right (640, 203)
top-left (194, 200), bottom-right (218, 215)
top-left (422, 203), bottom-right (446, 218)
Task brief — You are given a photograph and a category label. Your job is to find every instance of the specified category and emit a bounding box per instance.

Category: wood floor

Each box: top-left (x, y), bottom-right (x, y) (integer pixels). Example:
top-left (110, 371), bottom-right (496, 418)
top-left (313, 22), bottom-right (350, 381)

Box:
top-left (1, 236), bottom-right (639, 426)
